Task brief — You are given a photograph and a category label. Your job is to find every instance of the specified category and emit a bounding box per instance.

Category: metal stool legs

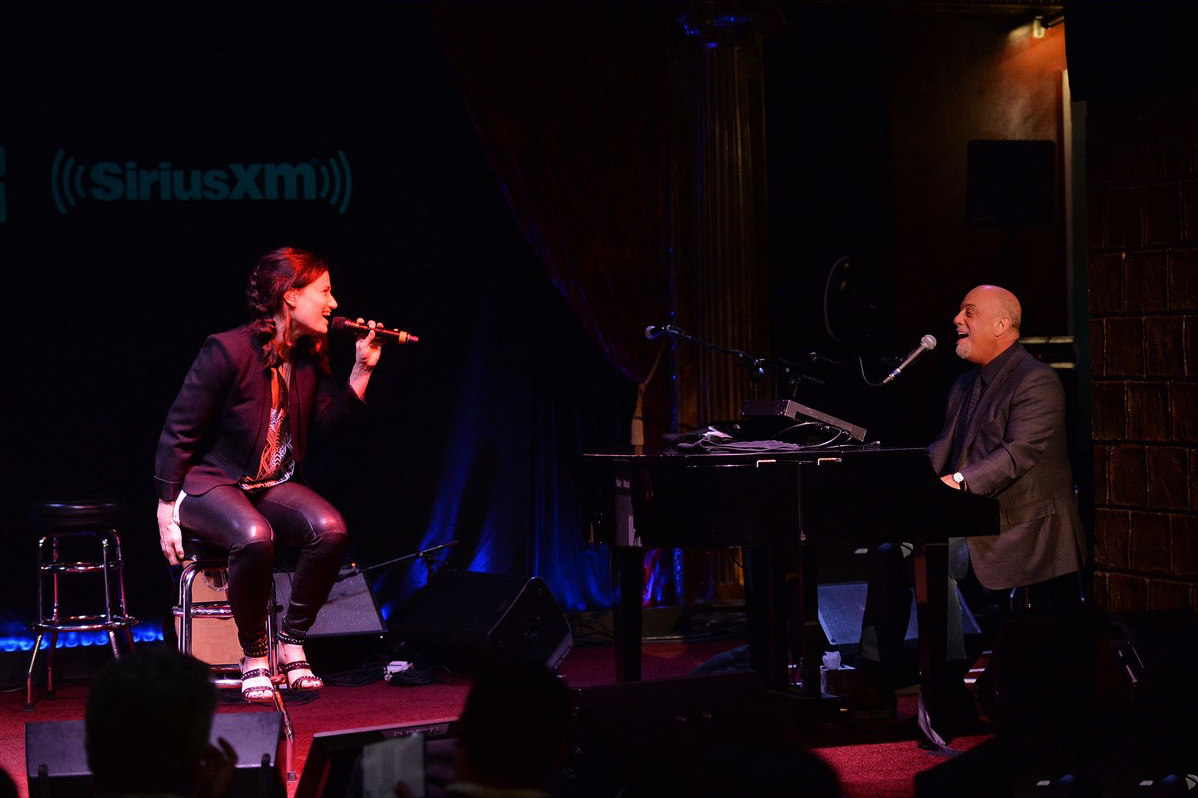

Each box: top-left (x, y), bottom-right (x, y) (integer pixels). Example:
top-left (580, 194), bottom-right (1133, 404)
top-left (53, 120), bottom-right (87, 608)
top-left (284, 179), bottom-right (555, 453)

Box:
top-left (25, 528), bottom-right (138, 711)
top-left (173, 554), bottom-right (296, 783)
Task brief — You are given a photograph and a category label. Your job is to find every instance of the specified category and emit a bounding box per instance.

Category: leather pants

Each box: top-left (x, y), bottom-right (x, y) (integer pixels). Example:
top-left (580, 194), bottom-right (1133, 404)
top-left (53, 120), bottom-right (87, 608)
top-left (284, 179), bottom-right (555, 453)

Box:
top-left (178, 482), bottom-right (348, 657)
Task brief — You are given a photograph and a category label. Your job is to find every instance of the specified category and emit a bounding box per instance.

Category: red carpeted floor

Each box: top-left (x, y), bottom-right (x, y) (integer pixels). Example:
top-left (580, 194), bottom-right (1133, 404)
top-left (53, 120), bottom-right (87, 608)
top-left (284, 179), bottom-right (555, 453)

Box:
top-left (3, 639), bottom-right (992, 798)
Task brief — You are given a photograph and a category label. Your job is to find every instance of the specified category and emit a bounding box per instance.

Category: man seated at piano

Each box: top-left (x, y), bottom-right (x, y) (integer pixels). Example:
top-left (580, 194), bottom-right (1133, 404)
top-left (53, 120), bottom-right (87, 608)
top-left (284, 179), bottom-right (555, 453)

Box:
top-left (857, 284), bottom-right (1089, 748)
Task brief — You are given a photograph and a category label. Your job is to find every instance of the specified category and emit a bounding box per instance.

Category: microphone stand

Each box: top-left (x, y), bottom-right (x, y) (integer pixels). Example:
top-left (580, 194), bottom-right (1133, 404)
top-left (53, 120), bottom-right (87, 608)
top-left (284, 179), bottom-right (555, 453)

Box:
top-left (334, 540), bottom-right (458, 584)
top-left (651, 324), bottom-right (908, 394)
top-left (651, 325), bottom-right (822, 400)
top-left (770, 356), bottom-right (827, 400)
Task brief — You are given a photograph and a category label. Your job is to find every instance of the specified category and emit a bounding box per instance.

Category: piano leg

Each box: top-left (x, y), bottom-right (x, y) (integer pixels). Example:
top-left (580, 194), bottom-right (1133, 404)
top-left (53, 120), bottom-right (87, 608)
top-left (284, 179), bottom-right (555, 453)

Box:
top-left (913, 540), bottom-right (952, 722)
top-left (743, 545), bottom-right (791, 692)
top-left (796, 542), bottom-right (824, 699)
top-left (611, 546), bottom-right (644, 682)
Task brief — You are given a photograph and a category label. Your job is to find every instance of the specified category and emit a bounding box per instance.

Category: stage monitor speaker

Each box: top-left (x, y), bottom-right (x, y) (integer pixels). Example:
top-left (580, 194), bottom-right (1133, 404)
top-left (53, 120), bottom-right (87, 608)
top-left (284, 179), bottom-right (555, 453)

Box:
top-left (26, 712), bottom-right (284, 798)
top-left (274, 567), bottom-right (386, 638)
top-left (817, 581), bottom-right (981, 654)
top-left (394, 570), bottom-right (573, 673)
top-left (294, 717), bottom-right (458, 798)
top-left (559, 671), bottom-right (836, 798)
top-left (966, 140), bottom-right (1055, 228)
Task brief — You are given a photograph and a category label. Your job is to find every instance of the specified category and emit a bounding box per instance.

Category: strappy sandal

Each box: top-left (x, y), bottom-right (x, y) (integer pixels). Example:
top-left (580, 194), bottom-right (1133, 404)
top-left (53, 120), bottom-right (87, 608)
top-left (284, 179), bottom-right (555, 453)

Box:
top-left (239, 658), bottom-right (275, 703)
top-left (279, 658), bottom-right (323, 690)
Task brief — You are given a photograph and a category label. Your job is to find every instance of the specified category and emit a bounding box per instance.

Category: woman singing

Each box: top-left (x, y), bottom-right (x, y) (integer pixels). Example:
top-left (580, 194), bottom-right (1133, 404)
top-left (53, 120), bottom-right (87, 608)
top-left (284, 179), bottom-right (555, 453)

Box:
top-left (155, 247), bottom-right (382, 701)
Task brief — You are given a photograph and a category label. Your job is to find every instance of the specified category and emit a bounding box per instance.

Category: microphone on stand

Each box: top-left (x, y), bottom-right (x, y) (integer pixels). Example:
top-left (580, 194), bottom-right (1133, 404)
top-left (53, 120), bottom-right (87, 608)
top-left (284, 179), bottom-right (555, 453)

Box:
top-left (330, 317), bottom-right (419, 345)
top-left (882, 334), bottom-right (937, 384)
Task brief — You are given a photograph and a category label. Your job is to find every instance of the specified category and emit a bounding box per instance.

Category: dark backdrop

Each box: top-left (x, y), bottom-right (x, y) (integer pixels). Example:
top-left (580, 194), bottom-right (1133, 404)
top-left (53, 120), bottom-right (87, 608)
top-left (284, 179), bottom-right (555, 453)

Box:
top-left (0, 1), bottom-right (632, 640)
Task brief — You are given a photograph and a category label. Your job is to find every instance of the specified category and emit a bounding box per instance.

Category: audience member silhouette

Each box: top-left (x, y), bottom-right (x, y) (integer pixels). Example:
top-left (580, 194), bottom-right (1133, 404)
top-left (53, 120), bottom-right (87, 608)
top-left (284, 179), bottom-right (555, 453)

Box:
top-left (449, 661), bottom-right (571, 797)
top-left (0, 766), bottom-right (17, 798)
top-left (85, 648), bottom-right (236, 798)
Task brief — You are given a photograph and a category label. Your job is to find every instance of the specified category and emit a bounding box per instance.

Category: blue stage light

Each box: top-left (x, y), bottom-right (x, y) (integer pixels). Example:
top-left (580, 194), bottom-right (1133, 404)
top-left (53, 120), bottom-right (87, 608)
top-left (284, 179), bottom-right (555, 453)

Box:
top-left (0, 621), bottom-right (165, 653)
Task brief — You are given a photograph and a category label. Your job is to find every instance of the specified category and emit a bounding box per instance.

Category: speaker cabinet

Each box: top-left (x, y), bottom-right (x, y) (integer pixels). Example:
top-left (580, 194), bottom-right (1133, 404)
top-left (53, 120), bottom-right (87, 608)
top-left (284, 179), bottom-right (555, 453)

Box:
top-left (26, 712), bottom-right (284, 798)
top-left (24, 720), bottom-right (91, 798)
top-left (394, 570), bottom-right (572, 673)
top-left (966, 140), bottom-right (1055, 228)
top-left (274, 568), bottom-right (386, 639)
top-left (817, 581), bottom-right (981, 654)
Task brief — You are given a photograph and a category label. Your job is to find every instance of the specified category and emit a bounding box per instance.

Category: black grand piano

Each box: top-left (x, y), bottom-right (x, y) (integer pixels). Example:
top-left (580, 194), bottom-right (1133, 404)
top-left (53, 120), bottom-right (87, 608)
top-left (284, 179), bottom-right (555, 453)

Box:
top-left (583, 443), bottom-right (998, 703)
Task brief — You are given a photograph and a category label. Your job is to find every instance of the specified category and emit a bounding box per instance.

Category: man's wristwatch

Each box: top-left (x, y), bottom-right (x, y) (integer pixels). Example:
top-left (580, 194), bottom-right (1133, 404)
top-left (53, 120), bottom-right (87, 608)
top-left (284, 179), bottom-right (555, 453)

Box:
top-left (952, 472), bottom-right (969, 491)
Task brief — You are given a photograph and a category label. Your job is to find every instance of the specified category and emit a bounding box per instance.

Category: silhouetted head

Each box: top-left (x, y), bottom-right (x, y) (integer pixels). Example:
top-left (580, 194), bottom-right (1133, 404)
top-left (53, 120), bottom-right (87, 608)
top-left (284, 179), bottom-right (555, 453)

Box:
top-left (85, 649), bottom-right (217, 795)
top-left (455, 662), bottom-right (571, 789)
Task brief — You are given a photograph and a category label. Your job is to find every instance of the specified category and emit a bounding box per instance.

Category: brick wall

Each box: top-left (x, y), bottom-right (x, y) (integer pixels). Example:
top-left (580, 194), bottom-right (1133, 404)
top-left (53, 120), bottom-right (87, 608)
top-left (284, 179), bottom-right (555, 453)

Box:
top-left (1088, 88), bottom-right (1198, 613)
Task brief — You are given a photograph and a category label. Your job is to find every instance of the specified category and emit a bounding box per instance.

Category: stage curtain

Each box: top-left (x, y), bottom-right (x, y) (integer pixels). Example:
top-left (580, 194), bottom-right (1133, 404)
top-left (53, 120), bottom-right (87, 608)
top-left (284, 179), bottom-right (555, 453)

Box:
top-left (430, 1), bottom-right (672, 385)
top-left (426, 2), bottom-right (677, 611)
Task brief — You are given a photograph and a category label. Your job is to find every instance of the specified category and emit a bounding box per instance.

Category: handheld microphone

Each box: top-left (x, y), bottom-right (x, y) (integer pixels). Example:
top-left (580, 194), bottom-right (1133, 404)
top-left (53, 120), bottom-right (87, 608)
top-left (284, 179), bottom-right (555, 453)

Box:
top-left (644, 325), bottom-right (676, 340)
top-left (330, 316), bottom-right (419, 345)
top-left (882, 334), bottom-right (936, 384)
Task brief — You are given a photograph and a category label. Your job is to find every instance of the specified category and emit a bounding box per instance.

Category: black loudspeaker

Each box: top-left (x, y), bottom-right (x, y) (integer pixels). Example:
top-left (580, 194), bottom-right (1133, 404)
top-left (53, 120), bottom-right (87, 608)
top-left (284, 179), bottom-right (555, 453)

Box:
top-left (394, 570), bottom-right (573, 673)
top-left (816, 581), bottom-right (981, 654)
top-left (23, 720), bottom-right (90, 798)
top-left (275, 567), bottom-right (388, 670)
top-left (966, 139), bottom-right (1055, 228)
top-left (559, 672), bottom-right (838, 798)
top-left (274, 567), bottom-right (386, 637)
top-left (294, 718), bottom-right (459, 798)
top-left (25, 712), bottom-right (284, 798)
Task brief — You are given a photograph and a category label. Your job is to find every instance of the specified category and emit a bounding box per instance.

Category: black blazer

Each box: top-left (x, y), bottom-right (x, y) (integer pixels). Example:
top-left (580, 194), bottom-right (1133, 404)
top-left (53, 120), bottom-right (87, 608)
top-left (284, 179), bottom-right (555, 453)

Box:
top-left (154, 326), bottom-right (363, 502)
top-left (928, 343), bottom-right (1087, 590)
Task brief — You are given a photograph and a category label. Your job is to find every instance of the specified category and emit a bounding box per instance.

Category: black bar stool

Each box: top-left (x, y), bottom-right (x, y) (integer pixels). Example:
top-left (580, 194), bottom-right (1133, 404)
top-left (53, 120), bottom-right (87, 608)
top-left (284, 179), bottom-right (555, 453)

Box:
top-left (172, 532), bottom-right (296, 783)
top-left (25, 499), bottom-right (139, 711)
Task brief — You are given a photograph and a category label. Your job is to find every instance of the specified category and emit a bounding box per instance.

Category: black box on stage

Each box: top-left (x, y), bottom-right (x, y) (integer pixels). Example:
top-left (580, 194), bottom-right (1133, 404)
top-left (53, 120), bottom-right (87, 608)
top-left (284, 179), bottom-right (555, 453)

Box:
top-left (817, 580), bottom-right (981, 655)
top-left (275, 567), bottom-right (388, 670)
top-left (23, 720), bottom-right (91, 798)
top-left (394, 570), bottom-right (573, 673)
top-left (274, 567), bottom-right (386, 638)
top-left (26, 712), bottom-right (284, 798)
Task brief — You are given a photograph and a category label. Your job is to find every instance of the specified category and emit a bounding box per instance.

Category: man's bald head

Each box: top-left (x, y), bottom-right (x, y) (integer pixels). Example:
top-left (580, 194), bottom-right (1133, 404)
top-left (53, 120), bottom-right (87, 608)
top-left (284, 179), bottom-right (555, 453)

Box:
top-left (953, 285), bottom-right (1022, 366)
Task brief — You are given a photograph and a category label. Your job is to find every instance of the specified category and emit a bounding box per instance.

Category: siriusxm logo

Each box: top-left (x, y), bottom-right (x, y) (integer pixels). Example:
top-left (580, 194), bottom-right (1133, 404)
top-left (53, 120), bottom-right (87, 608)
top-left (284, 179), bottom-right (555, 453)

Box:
top-left (50, 150), bottom-right (352, 215)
